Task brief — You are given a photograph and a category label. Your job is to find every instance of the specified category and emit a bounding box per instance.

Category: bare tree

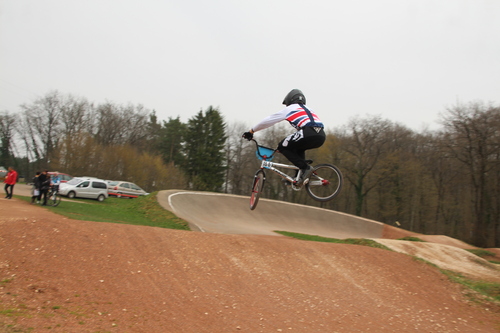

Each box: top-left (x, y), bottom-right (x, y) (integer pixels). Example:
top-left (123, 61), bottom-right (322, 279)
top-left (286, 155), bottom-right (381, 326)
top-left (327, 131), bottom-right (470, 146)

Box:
top-left (335, 116), bottom-right (393, 216)
top-left (60, 94), bottom-right (93, 137)
top-left (93, 102), bottom-right (150, 147)
top-left (0, 111), bottom-right (17, 167)
top-left (440, 102), bottom-right (500, 247)
top-left (19, 91), bottom-right (64, 167)
top-left (224, 121), bottom-right (250, 194)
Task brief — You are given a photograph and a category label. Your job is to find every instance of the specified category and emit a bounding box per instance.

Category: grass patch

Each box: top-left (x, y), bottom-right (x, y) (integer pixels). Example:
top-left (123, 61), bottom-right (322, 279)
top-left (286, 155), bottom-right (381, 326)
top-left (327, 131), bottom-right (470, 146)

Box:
top-left (466, 249), bottom-right (496, 258)
top-left (441, 270), bottom-right (500, 303)
top-left (0, 322), bottom-right (32, 333)
top-left (0, 309), bottom-right (24, 317)
top-left (397, 236), bottom-right (426, 242)
top-left (16, 193), bottom-right (189, 230)
top-left (274, 230), bottom-right (392, 251)
top-left (466, 249), bottom-right (500, 265)
top-left (0, 278), bottom-right (13, 286)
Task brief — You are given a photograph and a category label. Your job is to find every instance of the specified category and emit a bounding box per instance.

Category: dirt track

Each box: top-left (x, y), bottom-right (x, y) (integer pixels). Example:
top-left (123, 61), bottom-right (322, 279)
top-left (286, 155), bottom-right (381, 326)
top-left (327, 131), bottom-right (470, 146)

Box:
top-left (1, 188), bottom-right (499, 332)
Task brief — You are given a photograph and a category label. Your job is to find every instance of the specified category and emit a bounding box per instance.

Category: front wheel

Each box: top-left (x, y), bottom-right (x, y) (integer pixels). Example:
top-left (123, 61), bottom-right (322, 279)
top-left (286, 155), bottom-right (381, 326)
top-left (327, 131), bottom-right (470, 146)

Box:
top-left (50, 192), bottom-right (61, 207)
top-left (250, 170), bottom-right (265, 210)
top-left (305, 164), bottom-right (343, 202)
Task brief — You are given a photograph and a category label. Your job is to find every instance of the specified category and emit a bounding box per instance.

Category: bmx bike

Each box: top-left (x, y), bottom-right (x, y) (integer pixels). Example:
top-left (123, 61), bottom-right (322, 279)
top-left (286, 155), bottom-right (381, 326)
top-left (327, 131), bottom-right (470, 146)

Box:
top-left (47, 186), bottom-right (61, 207)
top-left (248, 139), bottom-right (343, 210)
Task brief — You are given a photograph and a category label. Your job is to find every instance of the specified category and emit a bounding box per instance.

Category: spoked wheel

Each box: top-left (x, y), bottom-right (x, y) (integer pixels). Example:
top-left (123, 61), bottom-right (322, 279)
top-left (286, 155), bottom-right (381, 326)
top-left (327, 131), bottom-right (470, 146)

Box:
top-left (50, 192), bottom-right (62, 207)
top-left (250, 170), bottom-right (265, 210)
top-left (305, 164), bottom-right (343, 202)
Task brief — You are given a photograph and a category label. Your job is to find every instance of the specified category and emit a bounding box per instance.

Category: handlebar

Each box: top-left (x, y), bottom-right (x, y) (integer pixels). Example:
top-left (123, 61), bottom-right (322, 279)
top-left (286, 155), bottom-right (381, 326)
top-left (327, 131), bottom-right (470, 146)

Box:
top-left (249, 139), bottom-right (277, 161)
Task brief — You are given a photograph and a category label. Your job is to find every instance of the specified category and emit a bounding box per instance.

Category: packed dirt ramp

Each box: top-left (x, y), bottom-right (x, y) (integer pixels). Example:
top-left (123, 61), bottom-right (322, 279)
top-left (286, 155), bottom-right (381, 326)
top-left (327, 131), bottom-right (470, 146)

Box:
top-left (0, 189), bottom-right (499, 332)
top-left (160, 190), bottom-right (499, 281)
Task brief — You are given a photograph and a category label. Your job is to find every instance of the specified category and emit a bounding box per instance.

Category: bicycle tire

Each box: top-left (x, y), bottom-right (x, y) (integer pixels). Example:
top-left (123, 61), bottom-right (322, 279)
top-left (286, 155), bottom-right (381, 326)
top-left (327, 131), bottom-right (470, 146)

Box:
top-left (250, 170), bottom-right (265, 210)
top-left (50, 192), bottom-right (62, 207)
top-left (305, 164), bottom-right (343, 202)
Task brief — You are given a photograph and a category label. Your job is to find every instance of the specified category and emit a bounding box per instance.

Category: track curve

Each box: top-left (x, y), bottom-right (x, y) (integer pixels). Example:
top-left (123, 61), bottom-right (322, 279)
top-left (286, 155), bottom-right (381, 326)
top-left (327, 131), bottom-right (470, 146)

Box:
top-left (157, 190), bottom-right (385, 238)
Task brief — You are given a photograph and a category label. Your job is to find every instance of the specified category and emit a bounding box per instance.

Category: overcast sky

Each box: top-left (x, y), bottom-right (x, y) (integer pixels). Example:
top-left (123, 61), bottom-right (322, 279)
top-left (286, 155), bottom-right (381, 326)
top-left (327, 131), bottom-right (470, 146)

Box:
top-left (1, 0), bottom-right (499, 132)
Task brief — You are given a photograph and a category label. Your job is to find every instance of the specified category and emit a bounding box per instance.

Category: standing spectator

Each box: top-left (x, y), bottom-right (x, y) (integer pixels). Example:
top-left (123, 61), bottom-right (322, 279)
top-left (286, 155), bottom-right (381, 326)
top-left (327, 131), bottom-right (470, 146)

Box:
top-left (4, 166), bottom-right (18, 199)
top-left (31, 171), bottom-right (41, 204)
top-left (51, 172), bottom-right (61, 193)
top-left (38, 170), bottom-right (50, 206)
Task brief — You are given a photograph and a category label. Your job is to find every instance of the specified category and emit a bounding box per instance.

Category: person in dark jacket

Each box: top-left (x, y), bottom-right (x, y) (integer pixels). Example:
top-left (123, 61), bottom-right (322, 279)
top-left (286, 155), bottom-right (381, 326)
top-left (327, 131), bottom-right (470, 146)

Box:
top-left (31, 171), bottom-right (41, 204)
top-left (38, 170), bottom-right (50, 206)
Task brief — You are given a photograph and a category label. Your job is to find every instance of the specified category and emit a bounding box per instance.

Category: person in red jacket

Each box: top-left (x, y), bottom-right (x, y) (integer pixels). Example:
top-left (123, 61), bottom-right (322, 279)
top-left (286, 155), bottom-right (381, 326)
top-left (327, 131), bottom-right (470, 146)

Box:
top-left (4, 166), bottom-right (18, 199)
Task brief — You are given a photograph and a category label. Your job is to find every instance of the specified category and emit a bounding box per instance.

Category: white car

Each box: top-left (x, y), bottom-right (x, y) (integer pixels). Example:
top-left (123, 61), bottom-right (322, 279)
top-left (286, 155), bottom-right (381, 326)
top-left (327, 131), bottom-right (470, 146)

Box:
top-left (107, 180), bottom-right (148, 198)
top-left (59, 177), bottom-right (109, 202)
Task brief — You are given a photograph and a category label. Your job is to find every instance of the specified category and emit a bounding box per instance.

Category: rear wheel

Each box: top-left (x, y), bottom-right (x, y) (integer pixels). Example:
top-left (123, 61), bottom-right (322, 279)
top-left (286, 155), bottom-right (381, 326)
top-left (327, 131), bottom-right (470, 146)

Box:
top-left (250, 170), bottom-right (265, 210)
top-left (305, 164), bottom-right (343, 202)
top-left (97, 194), bottom-right (105, 202)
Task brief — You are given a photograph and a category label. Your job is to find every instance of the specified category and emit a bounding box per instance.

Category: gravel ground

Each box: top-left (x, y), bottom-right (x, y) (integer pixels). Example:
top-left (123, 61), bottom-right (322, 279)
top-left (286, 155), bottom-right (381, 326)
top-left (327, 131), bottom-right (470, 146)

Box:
top-left (0, 190), bottom-right (499, 332)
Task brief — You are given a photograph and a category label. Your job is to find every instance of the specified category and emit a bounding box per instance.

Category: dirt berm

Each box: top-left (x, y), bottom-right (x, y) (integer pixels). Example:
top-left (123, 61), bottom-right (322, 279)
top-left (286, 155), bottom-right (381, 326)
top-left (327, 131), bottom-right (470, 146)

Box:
top-left (0, 187), bottom-right (498, 332)
top-left (159, 190), bottom-right (499, 281)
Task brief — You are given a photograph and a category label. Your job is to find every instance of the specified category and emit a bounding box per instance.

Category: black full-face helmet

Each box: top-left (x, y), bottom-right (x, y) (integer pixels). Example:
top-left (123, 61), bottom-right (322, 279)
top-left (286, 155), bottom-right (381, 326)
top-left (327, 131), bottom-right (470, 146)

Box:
top-left (282, 89), bottom-right (306, 106)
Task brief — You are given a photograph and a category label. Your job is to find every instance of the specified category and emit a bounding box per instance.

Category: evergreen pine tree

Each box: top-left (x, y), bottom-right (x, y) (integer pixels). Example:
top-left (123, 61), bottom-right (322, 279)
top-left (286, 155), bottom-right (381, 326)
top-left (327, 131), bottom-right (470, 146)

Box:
top-left (184, 107), bottom-right (227, 191)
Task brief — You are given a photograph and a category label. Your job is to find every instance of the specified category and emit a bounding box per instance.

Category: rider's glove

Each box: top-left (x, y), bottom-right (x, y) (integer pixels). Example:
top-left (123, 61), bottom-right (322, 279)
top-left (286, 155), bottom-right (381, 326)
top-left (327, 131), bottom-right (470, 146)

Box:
top-left (242, 131), bottom-right (253, 140)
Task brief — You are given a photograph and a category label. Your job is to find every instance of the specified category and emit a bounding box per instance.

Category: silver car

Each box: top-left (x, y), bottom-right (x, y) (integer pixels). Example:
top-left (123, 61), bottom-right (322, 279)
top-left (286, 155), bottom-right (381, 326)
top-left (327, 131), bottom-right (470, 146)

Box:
top-left (59, 177), bottom-right (109, 202)
top-left (107, 181), bottom-right (148, 198)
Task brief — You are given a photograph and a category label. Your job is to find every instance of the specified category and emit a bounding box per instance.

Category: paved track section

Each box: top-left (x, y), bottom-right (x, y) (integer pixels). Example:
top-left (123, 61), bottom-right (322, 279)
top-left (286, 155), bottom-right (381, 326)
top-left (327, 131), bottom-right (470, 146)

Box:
top-left (157, 190), bottom-right (385, 238)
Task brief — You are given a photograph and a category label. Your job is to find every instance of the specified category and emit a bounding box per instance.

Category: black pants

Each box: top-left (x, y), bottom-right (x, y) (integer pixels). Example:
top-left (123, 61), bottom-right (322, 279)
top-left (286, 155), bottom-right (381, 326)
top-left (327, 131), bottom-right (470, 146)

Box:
top-left (39, 189), bottom-right (48, 205)
top-left (4, 184), bottom-right (14, 198)
top-left (278, 127), bottom-right (326, 170)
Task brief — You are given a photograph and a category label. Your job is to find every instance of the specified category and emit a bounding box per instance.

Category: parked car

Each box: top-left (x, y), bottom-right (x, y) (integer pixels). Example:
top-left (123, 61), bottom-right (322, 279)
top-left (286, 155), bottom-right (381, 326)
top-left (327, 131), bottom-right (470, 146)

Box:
top-left (48, 172), bottom-right (73, 183)
top-left (0, 166), bottom-right (7, 181)
top-left (59, 177), bottom-right (109, 201)
top-left (107, 180), bottom-right (148, 198)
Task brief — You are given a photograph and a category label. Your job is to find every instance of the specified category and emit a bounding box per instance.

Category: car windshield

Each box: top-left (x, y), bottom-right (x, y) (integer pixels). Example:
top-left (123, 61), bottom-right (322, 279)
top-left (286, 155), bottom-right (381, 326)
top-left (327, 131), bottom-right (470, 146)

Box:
top-left (107, 181), bottom-right (119, 186)
top-left (66, 178), bottom-right (82, 185)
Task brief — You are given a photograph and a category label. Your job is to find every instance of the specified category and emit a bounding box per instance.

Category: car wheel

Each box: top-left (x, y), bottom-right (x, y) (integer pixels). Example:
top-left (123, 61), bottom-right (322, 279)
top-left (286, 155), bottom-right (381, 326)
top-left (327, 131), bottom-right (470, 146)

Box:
top-left (68, 191), bottom-right (76, 199)
top-left (97, 194), bottom-right (105, 202)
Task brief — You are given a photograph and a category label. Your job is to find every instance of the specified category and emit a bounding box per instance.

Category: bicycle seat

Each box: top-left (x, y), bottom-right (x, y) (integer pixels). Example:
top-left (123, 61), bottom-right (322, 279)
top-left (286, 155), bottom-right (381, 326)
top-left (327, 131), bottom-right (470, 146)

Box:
top-left (306, 159), bottom-right (313, 165)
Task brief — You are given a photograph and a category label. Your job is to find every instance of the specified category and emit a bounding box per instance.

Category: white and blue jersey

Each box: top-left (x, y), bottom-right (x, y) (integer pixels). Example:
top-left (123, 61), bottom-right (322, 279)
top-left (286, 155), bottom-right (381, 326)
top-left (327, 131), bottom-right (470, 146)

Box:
top-left (252, 104), bottom-right (323, 132)
top-left (51, 176), bottom-right (61, 186)
top-left (286, 105), bottom-right (323, 130)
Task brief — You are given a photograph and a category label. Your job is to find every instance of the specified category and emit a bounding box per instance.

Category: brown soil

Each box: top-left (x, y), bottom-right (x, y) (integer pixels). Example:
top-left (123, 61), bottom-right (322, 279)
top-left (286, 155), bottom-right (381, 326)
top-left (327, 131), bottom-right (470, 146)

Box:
top-left (1, 197), bottom-right (499, 332)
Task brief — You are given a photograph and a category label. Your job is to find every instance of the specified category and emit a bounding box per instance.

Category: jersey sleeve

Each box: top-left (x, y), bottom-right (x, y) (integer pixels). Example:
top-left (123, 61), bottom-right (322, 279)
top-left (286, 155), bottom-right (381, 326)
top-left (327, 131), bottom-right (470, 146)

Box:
top-left (252, 108), bottom-right (288, 132)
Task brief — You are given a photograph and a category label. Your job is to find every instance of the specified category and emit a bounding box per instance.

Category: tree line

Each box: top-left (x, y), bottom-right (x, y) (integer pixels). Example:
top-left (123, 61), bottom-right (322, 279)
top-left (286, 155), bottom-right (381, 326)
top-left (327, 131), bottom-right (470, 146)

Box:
top-left (0, 91), bottom-right (226, 193)
top-left (1, 91), bottom-right (499, 248)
